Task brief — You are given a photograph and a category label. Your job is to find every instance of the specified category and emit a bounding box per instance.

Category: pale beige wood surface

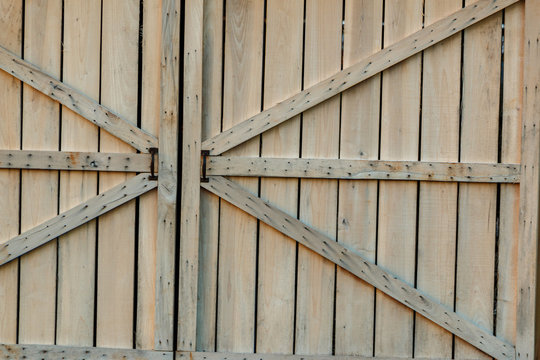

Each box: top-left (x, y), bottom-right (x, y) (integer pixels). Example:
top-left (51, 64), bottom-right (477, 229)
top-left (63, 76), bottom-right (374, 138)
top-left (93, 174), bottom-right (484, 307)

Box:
top-left (178, 0), bottom-right (201, 351)
top-left (179, 351), bottom-right (450, 360)
top-left (216, 0), bottom-right (264, 352)
top-left (376, 0), bottom-right (422, 356)
top-left (196, 0), bottom-right (223, 351)
top-left (206, 157), bottom-right (519, 183)
top-left (0, 0), bottom-right (21, 344)
top-left (0, 174), bottom-right (156, 267)
top-left (201, 176), bottom-right (515, 360)
top-left (455, 3), bottom-right (502, 357)
top-left (18, 0), bottom-right (61, 345)
top-left (97, 0), bottom-right (139, 348)
top-left (517, 0), bottom-right (540, 357)
top-left (56, 0), bottom-right (100, 346)
top-left (415, 0), bottom-right (461, 357)
top-left (137, 0), bottom-right (161, 350)
top-left (296, 0), bottom-right (342, 354)
top-left (256, 0), bottom-right (303, 354)
top-left (335, 0), bottom-right (382, 355)
top-left (201, 0), bottom-right (519, 156)
top-left (497, 1), bottom-right (523, 347)
top-left (0, 150), bottom-right (152, 172)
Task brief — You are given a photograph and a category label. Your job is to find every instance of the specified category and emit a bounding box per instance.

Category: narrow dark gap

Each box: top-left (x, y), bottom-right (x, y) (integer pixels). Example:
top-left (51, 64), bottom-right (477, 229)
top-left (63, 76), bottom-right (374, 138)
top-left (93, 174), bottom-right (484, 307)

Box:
top-left (173, 0), bottom-right (187, 352)
top-left (372, 0), bottom-right (385, 355)
top-left (293, 0), bottom-right (307, 354)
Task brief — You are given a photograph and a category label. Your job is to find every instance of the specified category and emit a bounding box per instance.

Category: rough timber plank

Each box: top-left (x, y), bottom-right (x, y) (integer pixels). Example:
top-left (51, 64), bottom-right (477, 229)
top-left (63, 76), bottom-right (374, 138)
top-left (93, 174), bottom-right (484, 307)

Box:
top-left (455, 2), bottom-right (502, 357)
top-left (178, 0), bottom-right (201, 351)
top-left (205, 157), bottom-right (520, 183)
top-left (0, 174), bottom-right (156, 267)
top-left (497, 0), bottom-right (523, 348)
top-left (196, 0), bottom-right (223, 351)
top-left (137, 0), bottom-right (162, 350)
top-left (201, 0), bottom-right (519, 156)
top-left (97, 0), bottom-right (139, 348)
top-left (414, 0), bottom-right (461, 357)
top-left (0, 150), bottom-right (152, 172)
top-left (0, 343), bottom-right (172, 360)
top-left (335, 1), bottom-right (382, 355)
top-left (376, 0), bottom-right (422, 356)
top-left (216, 0), bottom-right (264, 353)
top-left (201, 176), bottom-right (515, 360)
top-left (0, 0), bottom-right (21, 344)
top-left (0, 46), bottom-right (157, 153)
top-left (178, 352), bottom-right (442, 360)
top-left (256, 1), bottom-right (303, 354)
top-left (517, 0), bottom-right (540, 357)
top-left (18, 0), bottom-right (61, 345)
top-left (56, 0), bottom-right (100, 346)
top-left (296, 0), bottom-right (342, 354)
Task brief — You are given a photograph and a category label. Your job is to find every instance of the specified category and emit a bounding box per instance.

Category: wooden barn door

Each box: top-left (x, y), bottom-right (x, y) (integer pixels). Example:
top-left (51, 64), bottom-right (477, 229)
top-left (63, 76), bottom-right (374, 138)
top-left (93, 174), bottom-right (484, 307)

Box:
top-left (0, 0), bottom-right (179, 358)
top-left (182, 0), bottom-right (540, 359)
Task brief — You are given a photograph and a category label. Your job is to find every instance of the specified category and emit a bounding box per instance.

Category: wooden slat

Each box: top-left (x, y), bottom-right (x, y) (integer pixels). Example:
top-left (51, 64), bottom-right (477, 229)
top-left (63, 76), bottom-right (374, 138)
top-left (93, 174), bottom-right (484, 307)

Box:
top-left (0, 0), bottom-right (21, 344)
top-left (0, 174), bottom-right (156, 267)
top-left (335, 0), bottom-right (382, 355)
top-left (56, 0), bottom-right (100, 346)
top-left (296, 0), bottom-right (341, 354)
top-left (216, 0), bottom-right (263, 353)
top-left (178, 0), bottom-right (201, 351)
top-left (256, 0), bottom-right (303, 354)
top-left (455, 2), bottom-right (502, 357)
top-left (195, 0), bottom-right (223, 351)
top-left (497, 1), bottom-right (523, 347)
top-left (517, 0), bottom-right (540, 356)
top-left (178, 351), bottom-right (446, 360)
top-left (201, 176), bottom-right (515, 360)
top-left (97, 0), bottom-right (139, 347)
top-left (0, 344), bottom-right (172, 360)
top-left (414, 1), bottom-right (461, 357)
top-left (201, 0), bottom-right (518, 156)
top-left (137, 0), bottom-right (162, 350)
top-left (206, 157), bottom-right (520, 183)
top-left (18, 0), bottom-right (61, 344)
top-left (0, 45), bottom-right (157, 153)
top-left (0, 150), bottom-right (152, 172)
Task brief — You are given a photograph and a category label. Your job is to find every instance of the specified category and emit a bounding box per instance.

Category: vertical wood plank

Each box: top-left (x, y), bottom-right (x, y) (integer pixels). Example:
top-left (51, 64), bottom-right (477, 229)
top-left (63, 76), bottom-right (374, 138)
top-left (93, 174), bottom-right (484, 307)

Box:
top-left (335, 0), bottom-right (382, 356)
top-left (137, 0), bottom-right (162, 350)
top-left (455, 4), bottom-right (502, 358)
top-left (97, 0), bottom-right (139, 348)
top-left (414, 0), bottom-right (461, 357)
top-left (197, 0), bottom-right (223, 351)
top-left (375, 0), bottom-right (422, 356)
top-left (498, 1), bottom-right (523, 347)
top-left (178, 0), bottom-right (202, 351)
top-left (216, 0), bottom-right (264, 352)
top-left (0, 0), bottom-right (21, 344)
top-left (517, 0), bottom-right (540, 357)
top-left (56, 0), bottom-right (101, 346)
top-left (257, 0), bottom-right (303, 354)
top-left (18, 0), bottom-right (61, 344)
top-left (296, 0), bottom-right (342, 355)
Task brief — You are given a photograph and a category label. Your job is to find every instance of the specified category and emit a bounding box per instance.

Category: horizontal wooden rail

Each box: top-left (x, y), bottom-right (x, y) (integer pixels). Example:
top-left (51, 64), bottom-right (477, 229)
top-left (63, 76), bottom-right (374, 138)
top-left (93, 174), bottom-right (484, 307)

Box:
top-left (0, 174), bottom-right (157, 266)
top-left (0, 150), bottom-right (154, 172)
top-left (178, 352), bottom-right (448, 360)
top-left (0, 344), bottom-right (171, 360)
top-left (201, 0), bottom-right (519, 155)
top-left (202, 176), bottom-right (515, 360)
top-left (0, 45), bottom-right (158, 152)
top-left (206, 157), bottom-right (520, 183)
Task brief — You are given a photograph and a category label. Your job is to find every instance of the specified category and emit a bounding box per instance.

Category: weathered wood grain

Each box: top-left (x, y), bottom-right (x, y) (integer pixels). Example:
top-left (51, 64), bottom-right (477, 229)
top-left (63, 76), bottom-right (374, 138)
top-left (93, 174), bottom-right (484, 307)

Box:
top-left (0, 174), bottom-right (156, 267)
top-left (178, 351), bottom-right (448, 360)
top-left (0, 343), bottom-right (172, 360)
top-left (201, 176), bottom-right (515, 360)
top-left (206, 157), bottom-right (520, 183)
top-left (0, 150), bottom-right (152, 172)
top-left (201, 0), bottom-right (518, 156)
